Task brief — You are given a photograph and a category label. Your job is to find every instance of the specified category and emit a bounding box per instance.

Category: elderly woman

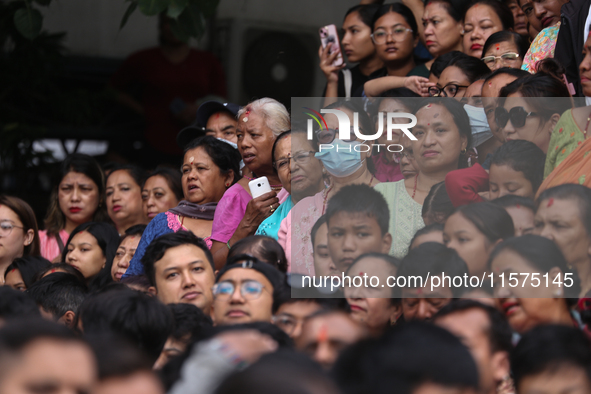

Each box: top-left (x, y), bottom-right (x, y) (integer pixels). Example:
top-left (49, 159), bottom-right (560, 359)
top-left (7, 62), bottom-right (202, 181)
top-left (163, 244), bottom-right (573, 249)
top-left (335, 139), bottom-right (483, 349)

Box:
top-left (278, 100), bottom-right (380, 274)
top-left (255, 129), bottom-right (325, 240)
top-left (123, 136), bottom-right (242, 278)
top-left (210, 98), bottom-right (291, 269)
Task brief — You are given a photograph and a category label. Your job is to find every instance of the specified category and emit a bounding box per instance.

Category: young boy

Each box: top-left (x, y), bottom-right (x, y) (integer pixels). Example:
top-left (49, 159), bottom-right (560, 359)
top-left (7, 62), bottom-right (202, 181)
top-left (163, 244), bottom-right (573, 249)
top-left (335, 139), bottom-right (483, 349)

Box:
top-left (324, 184), bottom-right (392, 274)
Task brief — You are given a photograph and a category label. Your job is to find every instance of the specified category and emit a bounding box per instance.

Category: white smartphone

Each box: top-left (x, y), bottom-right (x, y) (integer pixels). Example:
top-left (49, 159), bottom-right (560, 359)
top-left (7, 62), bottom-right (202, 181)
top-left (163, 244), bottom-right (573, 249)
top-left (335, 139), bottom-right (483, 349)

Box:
top-left (319, 24), bottom-right (344, 67)
top-left (248, 176), bottom-right (272, 199)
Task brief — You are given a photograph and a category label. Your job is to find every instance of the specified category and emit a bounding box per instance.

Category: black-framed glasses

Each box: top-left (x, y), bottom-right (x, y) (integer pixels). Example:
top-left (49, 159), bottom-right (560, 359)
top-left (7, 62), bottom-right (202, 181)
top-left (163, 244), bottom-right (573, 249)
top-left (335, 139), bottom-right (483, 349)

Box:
top-left (371, 27), bottom-right (413, 44)
top-left (314, 128), bottom-right (358, 144)
top-left (212, 280), bottom-right (269, 300)
top-left (0, 221), bottom-right (24, 237)
top-left (495, 106), bottom-right (538, 128)
top-left (428, 83), bottom-right (469, 98)
top-left (273, 151), bottom-right (316, 171)
top-left (481, 53), bottom-right (520, 67)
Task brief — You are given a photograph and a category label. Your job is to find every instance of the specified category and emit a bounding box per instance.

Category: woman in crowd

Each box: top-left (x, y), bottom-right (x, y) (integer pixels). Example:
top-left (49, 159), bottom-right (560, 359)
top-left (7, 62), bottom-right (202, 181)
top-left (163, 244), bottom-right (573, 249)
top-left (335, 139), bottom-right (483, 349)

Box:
top-left (256, 129), bottom-right (324, 240)
top-left (545, 35), bottom-right (591, 177)
top-left (375, 97), bottom-right (472, 258)
top-left (535, 184), bottom-right (591, 297)
top-left (422, 0), bottom-right (465, 70)
top-left (210, 98), bottom-right (290, 270)
top-left (0, 195), bottom-right (39, 284)
top-left (519, 0), bottom-right (568, 72)
top-left (106, 165), bottom-right (148, 234)
top-left (443, 202), bottom-right (514, 276)
top-left (497, 67), bottom-right (573, 153)
top-left (399, 137), bottom-right (419, 180)
top-left (142, 167), bottom-right (183, 221)
top-left (4, 256), bottom-right (51, 291)
top-left (227, 235), bottom-right (288, 273)
top-left (40, 154), bottom-right (108, 262)
top-left (279, 100), bottom-right (379, 274)
top-left (481, 31), bottom-right (529, 71)
top-left (502, 0), bottom-right (529, 37)
top-left (111, 224), bottom-right (146, 282)
top-left (488, 234), bottom-right (580, 333)
top-left (320, 4), bottom-right (383, 102)
top-left (517, 0), bottom-right (542, 40)
top-left (125, 136), bottom-right (242, 277)
top-left (368, 89), bottom-right (419, 182)
top-left (63, 221), bottom-right (119, 289)
top-left (422, 181), bottom-right (454, 225)
top-left (492, 194), bottom-right (536, 236)
top-left (462, 0), bottom-right (514, 59)
top-left (345, 253), bottom-right (401, 336)
top-left (429, 54), bottom-right (491, 100)
top-left (370, 3), bottom-right (429, 79)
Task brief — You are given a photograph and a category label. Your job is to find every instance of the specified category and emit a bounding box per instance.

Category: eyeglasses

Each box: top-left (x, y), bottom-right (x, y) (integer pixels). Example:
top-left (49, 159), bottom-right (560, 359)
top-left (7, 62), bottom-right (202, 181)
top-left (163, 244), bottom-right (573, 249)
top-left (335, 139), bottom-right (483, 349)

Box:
top-left (272, 314), bottom-right (301, 335)
top-left (428, 84), bottom-right (469, 98)
top-left (213, 280), bottom-right (268, 300)
top-left (371, 27), bottom-right (413, 44)
top-left (0, 221), bottom-right (24, 237)
top-left (273, 151), bottom-right (316, 171)
top-left (314, 128), bottom-right (359, 144)
top-left (399, 150), bottom-right (414, 159)
top-left (495, 106), bottom-right (538, 128)
top-left (481, 53), bottom-right (520, 67)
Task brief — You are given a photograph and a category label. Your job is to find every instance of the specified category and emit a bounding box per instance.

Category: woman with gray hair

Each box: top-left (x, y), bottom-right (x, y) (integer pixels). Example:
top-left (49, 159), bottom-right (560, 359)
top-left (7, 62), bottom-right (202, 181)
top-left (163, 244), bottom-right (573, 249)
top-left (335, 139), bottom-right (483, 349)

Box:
top-left (210, 98), bottom-right (290, 269)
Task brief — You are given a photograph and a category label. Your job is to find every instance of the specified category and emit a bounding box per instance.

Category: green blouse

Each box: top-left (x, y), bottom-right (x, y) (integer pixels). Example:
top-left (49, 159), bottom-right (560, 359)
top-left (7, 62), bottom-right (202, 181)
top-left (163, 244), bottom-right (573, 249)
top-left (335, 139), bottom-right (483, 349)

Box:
top-left (374, 180), bottom-right (425, 259)
top-left (545, 109), bottom-right (587, 178)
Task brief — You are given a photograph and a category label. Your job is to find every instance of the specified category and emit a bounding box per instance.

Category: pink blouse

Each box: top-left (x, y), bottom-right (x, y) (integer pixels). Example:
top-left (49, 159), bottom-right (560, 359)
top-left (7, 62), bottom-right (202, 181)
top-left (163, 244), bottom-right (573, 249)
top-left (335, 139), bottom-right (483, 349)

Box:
top-left (39, 229), bottom-right (69, 262)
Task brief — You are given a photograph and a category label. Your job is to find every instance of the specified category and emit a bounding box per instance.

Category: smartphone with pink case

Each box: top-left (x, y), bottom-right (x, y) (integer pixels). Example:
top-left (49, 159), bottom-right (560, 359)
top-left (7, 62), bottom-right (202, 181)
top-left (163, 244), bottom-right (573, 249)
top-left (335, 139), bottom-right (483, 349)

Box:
top-left (319, 24), bottom-right (344, 67)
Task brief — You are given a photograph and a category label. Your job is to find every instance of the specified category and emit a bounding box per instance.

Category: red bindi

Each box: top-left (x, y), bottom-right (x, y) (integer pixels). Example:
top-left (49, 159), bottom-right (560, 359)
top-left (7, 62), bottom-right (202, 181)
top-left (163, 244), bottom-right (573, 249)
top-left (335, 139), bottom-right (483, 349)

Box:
top-left (50, 269), bottom-right (56, 273)
top-left (416, 288), bottom-right (423, 295)
top-left (515, 204), bottom-right (520, 209)
top-left (547, 198), bottom-right (554, 207)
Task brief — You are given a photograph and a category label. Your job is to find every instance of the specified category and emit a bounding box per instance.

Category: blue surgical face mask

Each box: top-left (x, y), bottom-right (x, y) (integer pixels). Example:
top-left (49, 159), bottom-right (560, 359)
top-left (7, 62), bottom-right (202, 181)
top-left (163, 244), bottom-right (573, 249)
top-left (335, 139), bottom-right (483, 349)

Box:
top-left (315, 139), bottom-right (366, 178)
top-left (464, 104), bottom-right (493, 147)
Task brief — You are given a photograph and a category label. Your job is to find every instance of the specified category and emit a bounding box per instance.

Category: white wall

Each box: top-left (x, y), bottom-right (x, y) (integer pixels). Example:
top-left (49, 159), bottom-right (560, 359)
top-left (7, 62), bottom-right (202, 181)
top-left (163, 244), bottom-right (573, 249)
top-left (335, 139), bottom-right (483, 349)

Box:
top-left (41, 0), bottom-right (360, 58)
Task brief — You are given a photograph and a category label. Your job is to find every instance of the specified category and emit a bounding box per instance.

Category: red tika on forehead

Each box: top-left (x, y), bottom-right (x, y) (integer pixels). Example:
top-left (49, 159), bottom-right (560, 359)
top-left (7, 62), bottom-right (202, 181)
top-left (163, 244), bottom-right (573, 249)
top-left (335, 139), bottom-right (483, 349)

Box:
top-left (547, 198), bottom-right (554, 207)
top-left (243, 108), bottom-right (251, 122)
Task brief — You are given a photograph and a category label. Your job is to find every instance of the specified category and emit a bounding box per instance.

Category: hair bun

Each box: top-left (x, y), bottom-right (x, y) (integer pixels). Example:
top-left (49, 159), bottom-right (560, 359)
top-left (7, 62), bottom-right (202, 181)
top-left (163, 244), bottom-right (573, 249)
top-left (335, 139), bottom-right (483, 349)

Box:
top-left (535, 58), bottom-right (565, 81)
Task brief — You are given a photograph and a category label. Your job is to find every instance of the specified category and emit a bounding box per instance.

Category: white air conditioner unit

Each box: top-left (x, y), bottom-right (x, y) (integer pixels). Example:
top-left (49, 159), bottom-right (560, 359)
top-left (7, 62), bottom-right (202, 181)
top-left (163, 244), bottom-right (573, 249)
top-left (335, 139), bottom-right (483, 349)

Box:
top-left (213, 19), bottom-right (325, 107)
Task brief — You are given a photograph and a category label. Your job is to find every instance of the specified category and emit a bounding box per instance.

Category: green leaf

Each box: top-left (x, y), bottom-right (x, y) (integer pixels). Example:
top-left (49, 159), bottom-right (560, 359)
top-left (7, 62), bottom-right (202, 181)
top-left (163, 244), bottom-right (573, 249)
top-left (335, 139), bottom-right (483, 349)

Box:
top-left (138, 0), bottom-right (168, 16)
top-left (167, 0), bottom-right (188, 19)
top-left (193, 0), bottom-right (219, 18)
top-left (177, 3), bottom-right (204, 38)
top-left (120, 1), bottom-right (138, 29)
top-left (14, 7), bottom-right (42, 40)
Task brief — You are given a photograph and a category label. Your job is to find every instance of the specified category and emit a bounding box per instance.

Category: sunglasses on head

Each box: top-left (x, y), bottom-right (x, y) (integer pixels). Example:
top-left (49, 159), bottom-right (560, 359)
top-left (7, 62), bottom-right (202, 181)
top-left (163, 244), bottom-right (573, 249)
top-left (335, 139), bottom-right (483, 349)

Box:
top-left (494, 106), bottom-right (538, 128)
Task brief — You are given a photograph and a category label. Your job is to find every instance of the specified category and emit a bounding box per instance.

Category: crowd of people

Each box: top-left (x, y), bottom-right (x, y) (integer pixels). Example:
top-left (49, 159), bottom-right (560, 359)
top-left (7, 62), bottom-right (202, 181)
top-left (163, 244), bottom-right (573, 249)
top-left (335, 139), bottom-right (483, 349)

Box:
top-left (2, 0), bottom-right (591, 393)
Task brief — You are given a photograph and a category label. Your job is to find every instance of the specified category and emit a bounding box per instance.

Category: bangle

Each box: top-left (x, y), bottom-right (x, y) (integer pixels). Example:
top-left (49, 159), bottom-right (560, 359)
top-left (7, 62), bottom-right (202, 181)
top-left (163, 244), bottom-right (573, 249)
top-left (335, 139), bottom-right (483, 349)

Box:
top-left (227, 241), bottom-right (231, 250)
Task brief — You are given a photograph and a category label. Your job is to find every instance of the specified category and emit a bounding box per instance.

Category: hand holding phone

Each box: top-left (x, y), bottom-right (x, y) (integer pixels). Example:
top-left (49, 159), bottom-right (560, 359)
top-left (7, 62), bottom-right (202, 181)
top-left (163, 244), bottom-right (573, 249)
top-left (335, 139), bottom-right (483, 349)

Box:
top-left (319, 24), bottom-right (344, 67)
top-left (248, 176), bottom-right (272, 199)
